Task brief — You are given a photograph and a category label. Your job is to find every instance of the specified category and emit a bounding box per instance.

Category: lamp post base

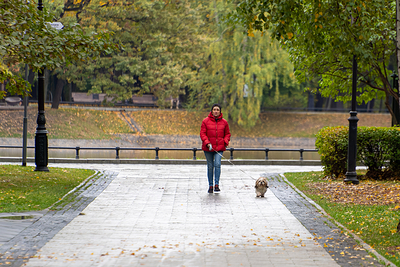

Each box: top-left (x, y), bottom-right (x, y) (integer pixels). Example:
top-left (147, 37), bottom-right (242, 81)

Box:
top-left (34, 130), bottom-right (49, 172)
top-left (344, 171), bottom-right (359, 184)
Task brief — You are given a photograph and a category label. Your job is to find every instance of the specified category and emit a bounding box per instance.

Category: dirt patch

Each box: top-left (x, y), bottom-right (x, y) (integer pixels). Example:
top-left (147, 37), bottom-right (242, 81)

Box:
top-left (308, 181), bottom-right (400, 206)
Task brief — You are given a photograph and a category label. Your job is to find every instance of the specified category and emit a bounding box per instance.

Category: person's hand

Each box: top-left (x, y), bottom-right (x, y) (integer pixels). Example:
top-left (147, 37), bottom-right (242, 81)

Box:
top-left (208, 144), bottom-right (213, 151)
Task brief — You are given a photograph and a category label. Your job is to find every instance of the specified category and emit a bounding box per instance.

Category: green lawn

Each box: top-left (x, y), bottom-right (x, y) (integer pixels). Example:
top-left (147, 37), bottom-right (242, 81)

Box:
top-left (0, 164), bottom-right (95, 213)
top-left (285, 171), bottom-right (400, 266)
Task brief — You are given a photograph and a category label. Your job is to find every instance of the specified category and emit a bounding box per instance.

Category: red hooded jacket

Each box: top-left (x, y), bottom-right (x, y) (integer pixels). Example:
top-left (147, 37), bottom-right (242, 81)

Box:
top-left (200, 112), bottom-right (231, 152)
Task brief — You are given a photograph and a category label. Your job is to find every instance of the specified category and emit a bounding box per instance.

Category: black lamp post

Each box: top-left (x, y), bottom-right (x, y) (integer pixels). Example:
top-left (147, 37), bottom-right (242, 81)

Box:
top-left (344, 55), bottom-right (359, 184)
top-left (34, 0), bottom-right (49, 172)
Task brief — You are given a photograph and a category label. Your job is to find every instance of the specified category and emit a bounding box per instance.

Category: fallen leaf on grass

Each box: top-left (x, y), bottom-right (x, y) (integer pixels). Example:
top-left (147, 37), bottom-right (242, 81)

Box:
top-left (308, 182), bottom-right (400, 205)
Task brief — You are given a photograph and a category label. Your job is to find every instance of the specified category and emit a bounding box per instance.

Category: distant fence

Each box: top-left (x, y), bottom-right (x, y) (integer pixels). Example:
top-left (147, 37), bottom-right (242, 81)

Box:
top-left (0, 145), bottom-right (318, 161)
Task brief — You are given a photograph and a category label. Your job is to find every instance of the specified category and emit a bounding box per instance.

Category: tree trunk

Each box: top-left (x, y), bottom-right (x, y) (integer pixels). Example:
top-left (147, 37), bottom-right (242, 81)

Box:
top-left (385, 95), bottom-right (396, 122)
top-left (44, 69), bottom-right (50, 103)
top-left (51, 78), bottom-right (65, 109)
top-left (307, 91), bottom-right (314, 111)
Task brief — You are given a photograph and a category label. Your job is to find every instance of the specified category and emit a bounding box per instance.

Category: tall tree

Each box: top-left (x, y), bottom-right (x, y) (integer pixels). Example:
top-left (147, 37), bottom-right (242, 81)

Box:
top-left (55, 0), bottom-right (206, 106)
top-left (227, 0), bottom-right (398, 122)
top-left (188, 0), bottom-right (303, 127)
top-left (0, 0), bottom-right (116, 99)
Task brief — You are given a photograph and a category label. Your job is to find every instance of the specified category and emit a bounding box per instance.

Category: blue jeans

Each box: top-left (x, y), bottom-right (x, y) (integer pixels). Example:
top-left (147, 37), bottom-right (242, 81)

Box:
top-left (204, 151), bottom-right (223, 187)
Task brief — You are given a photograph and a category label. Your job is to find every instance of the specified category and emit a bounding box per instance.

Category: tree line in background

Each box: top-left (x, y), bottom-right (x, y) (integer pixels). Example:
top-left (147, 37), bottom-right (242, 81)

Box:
top-left (51, 0), bottom-right (308, 128)
top-left (1, 0), bottom-right (398, 127)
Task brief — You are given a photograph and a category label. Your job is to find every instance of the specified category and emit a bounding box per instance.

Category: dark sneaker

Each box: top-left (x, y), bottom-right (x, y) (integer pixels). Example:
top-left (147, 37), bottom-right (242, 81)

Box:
top-left (214, 185), bottom-right (220, 192)
top-left (208, 186), bottom-right (213, 193)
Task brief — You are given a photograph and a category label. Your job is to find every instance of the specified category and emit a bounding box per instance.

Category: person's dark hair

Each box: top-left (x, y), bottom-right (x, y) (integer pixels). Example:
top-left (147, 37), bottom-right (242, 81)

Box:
top-left (211, 103), bottom-right (221, 112)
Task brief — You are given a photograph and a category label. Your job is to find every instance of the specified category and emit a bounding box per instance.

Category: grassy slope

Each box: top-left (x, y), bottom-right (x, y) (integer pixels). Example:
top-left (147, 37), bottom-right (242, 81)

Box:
top-left (0, 107), bottom-right (392, 139)
top-left (0, 107), bottom-right (133, 139)
top-left (129, 110), bottom-right (391, 137)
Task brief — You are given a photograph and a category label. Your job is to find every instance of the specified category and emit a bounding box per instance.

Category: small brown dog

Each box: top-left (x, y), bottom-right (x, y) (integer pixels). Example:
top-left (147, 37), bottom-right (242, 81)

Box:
top-left (255, 177), bottom-right (269, 197)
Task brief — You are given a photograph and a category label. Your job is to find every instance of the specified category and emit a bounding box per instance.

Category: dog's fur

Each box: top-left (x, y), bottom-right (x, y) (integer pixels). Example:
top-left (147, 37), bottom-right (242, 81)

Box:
top-left (255, 177), bottom-right (269, 197)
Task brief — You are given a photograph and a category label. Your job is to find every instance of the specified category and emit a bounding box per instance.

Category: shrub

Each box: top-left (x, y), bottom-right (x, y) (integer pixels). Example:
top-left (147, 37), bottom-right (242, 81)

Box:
top-left (357, 127), bottom-right (392, 178)
top-left (386, 128), bottom-right (400, 174)
top-left (315, 126), bottom-right (348, 177)
top-left (315, 126), bottom-right (400, 180)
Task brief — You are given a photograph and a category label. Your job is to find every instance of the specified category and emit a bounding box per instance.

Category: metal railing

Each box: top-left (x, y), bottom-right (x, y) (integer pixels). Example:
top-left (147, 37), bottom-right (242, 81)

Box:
top-left (0, 145), bottom-right (318, 161)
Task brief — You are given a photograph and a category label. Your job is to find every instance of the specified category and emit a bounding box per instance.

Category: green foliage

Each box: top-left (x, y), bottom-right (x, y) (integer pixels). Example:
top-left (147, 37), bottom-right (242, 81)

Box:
top-left (58, 0), bottom-right (206, 104)
top-left (0, 66), bottom-right (26, 99)
top-left (316, 126), bottom-right (400, 179)
top-left (387, 129), bottom-right (400, 173)
top-left (357, 127), bottom-right (392, 175)
top-left (188, 0), bottom-right (303, 128)
top-left (54, 0), bottom-right (304, 127)
top-left (315, 126), bottom-right (348, 177)
top-left (227, 0), bottom-right (398, 121)
top-left (0, 0), bottom-right (117, 98)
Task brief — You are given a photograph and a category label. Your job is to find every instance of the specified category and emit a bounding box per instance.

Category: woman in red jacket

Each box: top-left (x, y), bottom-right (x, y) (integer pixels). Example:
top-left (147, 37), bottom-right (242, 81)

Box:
top-left (200, 104), bottom-right (231, 193)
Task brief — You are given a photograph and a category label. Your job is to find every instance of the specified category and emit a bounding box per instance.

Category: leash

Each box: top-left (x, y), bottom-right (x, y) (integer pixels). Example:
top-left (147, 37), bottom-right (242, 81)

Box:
top-left (210, 147), bottom-right (259, 181)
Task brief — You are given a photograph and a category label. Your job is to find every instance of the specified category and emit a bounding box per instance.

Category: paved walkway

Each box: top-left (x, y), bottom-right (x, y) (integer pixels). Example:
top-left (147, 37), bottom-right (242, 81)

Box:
top-left (0, 163), bottom-right (386, 267)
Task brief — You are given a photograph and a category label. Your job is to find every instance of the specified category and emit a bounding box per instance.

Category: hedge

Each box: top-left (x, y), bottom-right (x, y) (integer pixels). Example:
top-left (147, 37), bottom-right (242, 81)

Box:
top-left (315, 126), bottom-right (400, 179)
